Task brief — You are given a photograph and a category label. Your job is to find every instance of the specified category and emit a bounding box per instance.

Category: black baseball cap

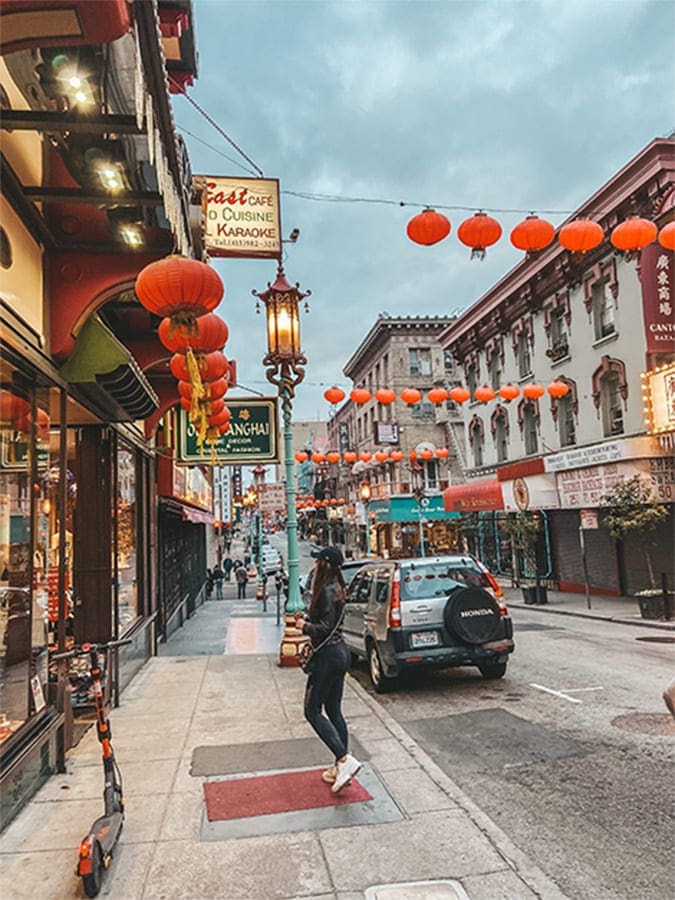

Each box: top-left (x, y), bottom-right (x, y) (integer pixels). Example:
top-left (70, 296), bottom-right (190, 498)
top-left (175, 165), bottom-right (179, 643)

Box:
top-left (310, 546), bottom-right (344, 568)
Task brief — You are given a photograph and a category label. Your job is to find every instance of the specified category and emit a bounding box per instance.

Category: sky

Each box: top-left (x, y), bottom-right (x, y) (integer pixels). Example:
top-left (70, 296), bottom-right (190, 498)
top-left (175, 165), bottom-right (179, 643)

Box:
top-left (172, 0), bottom-right (674, 422)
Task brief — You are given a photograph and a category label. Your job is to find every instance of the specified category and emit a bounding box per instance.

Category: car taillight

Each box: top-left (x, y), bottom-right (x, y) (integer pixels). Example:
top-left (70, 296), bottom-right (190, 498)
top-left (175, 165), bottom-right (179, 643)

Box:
top-left (484, 569), bottom-right (503, 598)
top-left (389, 571), bottom-right (401, 627)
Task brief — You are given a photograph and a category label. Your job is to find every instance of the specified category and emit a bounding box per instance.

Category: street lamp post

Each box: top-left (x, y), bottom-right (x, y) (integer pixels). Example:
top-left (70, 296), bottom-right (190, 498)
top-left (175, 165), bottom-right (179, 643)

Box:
top-left (360, 481), bottom-right (371, 557)
top-left (253, 263), bottom-right (310, 667)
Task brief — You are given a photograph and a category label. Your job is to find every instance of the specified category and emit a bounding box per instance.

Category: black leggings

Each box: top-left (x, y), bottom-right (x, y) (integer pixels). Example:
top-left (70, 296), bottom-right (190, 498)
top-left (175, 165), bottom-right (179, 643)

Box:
top-left (303, 642), bottom-right (351, 760)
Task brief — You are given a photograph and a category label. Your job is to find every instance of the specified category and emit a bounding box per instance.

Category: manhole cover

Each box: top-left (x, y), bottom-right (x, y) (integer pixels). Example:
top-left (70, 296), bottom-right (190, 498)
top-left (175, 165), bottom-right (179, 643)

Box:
top-left (635, 635), bottom-right (675, 643)
top-left (364, 881), bottom-right (470, 900)
top-left (612, 713), bottom-right (675, 736)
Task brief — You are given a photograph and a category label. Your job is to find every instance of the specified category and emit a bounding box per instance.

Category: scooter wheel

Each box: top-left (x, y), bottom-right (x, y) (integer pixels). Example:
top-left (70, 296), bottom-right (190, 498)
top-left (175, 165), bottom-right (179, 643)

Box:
top-left (82, 842), bottom-right (103, 897)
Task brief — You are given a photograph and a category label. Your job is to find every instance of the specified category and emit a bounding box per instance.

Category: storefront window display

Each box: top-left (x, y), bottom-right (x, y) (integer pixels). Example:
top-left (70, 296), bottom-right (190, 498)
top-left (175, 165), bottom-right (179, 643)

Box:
top-left (0, 360), bottom-right (53, 749)
top-left (115, 445), bottom-right (138, 634)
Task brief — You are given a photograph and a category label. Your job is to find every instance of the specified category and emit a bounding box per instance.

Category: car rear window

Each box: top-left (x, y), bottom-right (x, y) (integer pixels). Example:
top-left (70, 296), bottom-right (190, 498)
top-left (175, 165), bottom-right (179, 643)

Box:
top-left (400, 560), bottom-right (488, 599)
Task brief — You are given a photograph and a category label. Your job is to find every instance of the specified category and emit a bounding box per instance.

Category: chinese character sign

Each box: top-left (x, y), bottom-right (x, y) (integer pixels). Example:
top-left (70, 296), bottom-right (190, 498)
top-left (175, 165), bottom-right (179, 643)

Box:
top-left (197, 176), bottom-right (282, 259)
top-left (641, 243), bottom-right (675, 353)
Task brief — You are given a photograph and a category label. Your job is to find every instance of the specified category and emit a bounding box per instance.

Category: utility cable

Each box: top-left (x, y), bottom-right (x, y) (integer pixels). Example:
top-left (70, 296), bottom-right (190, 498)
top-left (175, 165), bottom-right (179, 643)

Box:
top-left (175, 123), bottom-right (259, 177)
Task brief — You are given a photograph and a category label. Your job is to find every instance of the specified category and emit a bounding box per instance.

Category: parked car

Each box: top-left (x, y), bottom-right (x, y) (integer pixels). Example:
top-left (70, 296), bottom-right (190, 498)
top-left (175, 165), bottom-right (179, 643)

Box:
top-left (300, 557), bottom-right (368, 606)
top-left (342, 555), bottom-right (514, 692)
top-left (261, 547), bottom-right (283, 575)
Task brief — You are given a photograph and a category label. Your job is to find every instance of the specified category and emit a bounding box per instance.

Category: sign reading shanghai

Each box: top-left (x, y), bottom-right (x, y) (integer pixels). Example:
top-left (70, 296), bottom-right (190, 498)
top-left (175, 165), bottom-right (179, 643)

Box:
top-left (176, 399), bottom-right (279, 465)
top-left (196, 176), bottom-right (282, 259)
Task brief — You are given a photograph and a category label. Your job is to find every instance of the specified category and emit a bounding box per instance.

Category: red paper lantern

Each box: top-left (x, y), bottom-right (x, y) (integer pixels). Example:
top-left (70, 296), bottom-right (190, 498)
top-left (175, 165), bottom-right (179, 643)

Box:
top-left (510, 215), bottom-right (555, 253)
top-left (324, 386), bottom-right (346, 405)
top-left (14, 407), bottom-right (50, 440)
top-left (135, 255), bottom-right (223, 320)
top-left (218, 421), bottom-right (230, 435)
top-left (178, 377), bottom-right (228, 401)
top-left (390, 450), bottom-right (404, 462)
top-left (523, 382), bottom-right (545, 399)
top-left (359, 451), bottom-right (372, 462)
top-left (311, 452), bottom-right (325, 464)
top-left (158, 313), bottom-right (228, 353)
top-left (558, 219), bottom-right (604, 254)
top-left (208, 409), bottom-right (230, 428)
top-left (474, 385), bottom-right (496, 403)
top-left (427, 387), bottom-right (449, 405)
top-left (406, 208), bottom-right (451, 246)
top-left (498, 383), bottom-right (520, 402)
top-left (658, 222), bottom-right (675, 250)
top-left (547, 380), bottom-right (570, 398)
top-left (327, 451), bottom-right (341, 464)
top-left (170, 351), bottom-right (228, 382)
top-left (400, 387), bottom-right (422, 405)
top-left (457, 212), bottom-right (502, 259)
top-left (435, 448), bottom-right (449, 459)
top-left (350, 387), bottom-right (371, 404)
top-left (449, 386), bottom-right (470, 404)
top-left (180, 397), bottom-right (225, 417)
top-left (343, 451), bottom-right (357, 463)
top-left (375, 387), bottom-right (396, 405)
top-left (375, 450), bottom-right (389, 462)
top-left (0, 389), bottom-right (29, 423)
top-left (419, 448), bottom-right (434, 461)
top-left (294, 451), bottom-right (308, 463)
top-left (610, 217), bottom-right (657, 254)
top-left (321, 499), bottom-right (330, 507)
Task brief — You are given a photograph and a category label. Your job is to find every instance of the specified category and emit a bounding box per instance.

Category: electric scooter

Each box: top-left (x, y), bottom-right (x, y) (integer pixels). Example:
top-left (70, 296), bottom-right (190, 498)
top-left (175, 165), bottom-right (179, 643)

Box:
top-left (52, 639), bottom-right (131, 897)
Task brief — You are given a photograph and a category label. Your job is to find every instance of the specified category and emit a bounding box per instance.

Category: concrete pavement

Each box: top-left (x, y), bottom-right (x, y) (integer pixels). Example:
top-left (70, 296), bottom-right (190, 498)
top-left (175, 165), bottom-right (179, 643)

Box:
top-left (0, 574), bottom-right (568, 900)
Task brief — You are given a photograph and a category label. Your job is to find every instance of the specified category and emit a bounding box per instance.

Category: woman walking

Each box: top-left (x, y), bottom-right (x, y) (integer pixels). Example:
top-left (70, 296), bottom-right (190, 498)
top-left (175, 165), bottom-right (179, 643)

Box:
top-left (296, 546), bottom-right (361, 793)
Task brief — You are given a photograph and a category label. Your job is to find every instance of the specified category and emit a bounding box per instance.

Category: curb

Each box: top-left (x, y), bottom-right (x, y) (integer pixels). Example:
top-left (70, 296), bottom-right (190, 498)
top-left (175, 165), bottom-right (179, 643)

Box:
top-left (347, 675), bottom-right (569, 900)
top-left (507, 601), bottom-right (675, 631)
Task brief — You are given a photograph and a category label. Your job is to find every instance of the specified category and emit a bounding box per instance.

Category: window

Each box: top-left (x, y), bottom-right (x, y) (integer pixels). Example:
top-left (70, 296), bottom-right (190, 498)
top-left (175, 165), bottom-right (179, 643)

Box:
top-left (409, 347), bottom-right (431, 377)
top-left (523, 403), bottom-right (539, 455)
top-left (411, 399), bottom-right (434, 419)
top-left (601, 373), bottom-right (624, 437)
top-left (488, 350), bottom-right (501, 390)
top-left (470, 422), bottom-right (484, 467)
top-left (115, 445), bottom-right (138, 632)
top-left (494, 413), bottom-right (508, 462)
top-left (444, 350), bottom-right (454, 374)
top-left (593, 281), bottom-right (616, 340)
top-left (558, 395), bottom-right (576, 447)
top-left (466, 364), bottom-right (477, 397)
top-left (517, 331), bottom-right (531, 379)
top-left (423, 459), bottom-right (438, 490)
top-left (548, 309), bottom-right (569, 361)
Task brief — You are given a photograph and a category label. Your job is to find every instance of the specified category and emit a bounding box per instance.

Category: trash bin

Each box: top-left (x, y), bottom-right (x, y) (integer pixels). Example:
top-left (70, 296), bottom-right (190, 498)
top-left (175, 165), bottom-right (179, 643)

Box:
top-left (522, 585), bottom-right (547, 604)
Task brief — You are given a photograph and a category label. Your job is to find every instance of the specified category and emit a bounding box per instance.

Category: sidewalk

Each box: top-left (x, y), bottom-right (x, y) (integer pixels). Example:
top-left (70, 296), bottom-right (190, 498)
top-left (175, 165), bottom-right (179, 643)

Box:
top-left (501, 583), bottom-right (675, 631)
top-left (0, 580), bottom-right (568, 900)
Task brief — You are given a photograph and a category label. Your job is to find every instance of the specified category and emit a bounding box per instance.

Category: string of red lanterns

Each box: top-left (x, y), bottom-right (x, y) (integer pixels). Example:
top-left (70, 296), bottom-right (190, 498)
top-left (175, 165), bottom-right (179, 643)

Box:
top-left (324, 380), bottom-right (569, 407)
top-left (405, 209), bottom-right (671, 260)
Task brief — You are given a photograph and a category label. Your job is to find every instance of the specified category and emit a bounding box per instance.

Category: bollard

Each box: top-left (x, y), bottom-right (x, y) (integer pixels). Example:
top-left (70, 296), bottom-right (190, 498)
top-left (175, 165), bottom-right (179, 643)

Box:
top-left (662, 572), bottom-right (672, 621)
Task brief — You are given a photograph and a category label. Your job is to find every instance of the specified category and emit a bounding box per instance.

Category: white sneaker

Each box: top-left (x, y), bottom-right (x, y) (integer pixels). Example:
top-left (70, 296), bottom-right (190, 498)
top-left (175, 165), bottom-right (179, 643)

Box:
top-left (331, 754), bottom-right (362, 793)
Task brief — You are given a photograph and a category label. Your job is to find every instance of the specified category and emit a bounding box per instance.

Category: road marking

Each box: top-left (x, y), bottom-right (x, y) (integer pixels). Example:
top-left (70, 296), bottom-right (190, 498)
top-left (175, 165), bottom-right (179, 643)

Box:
top-left (530, 682), bottom-right (584, 703)
top-left (559, 686), bottom-right (605, 694)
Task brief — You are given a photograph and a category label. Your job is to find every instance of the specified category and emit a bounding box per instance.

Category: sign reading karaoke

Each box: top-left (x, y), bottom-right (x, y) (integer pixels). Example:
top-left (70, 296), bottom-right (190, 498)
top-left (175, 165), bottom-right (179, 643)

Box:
top-left (196, 176), bottom-right (281, 259)
top-left (177, 399), bottom-right (280, 464)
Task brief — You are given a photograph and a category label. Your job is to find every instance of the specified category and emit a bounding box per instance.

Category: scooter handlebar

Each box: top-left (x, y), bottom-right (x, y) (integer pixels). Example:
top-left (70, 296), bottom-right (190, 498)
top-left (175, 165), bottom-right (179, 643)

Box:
top-left (51, 638), bottom-right (133, 661)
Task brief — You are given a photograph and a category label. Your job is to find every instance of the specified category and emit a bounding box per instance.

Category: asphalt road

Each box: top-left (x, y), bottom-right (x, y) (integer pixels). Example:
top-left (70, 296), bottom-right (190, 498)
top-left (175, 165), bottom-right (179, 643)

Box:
top-left (348, 604), bottom-right (674, 900)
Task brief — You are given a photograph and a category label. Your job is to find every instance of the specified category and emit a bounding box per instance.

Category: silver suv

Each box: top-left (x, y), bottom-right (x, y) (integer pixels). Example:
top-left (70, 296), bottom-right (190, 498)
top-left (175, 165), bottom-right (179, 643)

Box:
top-left (343, 555), bottom-right (514, 692)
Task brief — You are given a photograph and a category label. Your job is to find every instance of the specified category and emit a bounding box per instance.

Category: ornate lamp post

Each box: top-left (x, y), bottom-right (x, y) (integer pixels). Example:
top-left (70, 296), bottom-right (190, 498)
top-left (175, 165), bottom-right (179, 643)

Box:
top-left (253, 263), bottom-right (310, 666)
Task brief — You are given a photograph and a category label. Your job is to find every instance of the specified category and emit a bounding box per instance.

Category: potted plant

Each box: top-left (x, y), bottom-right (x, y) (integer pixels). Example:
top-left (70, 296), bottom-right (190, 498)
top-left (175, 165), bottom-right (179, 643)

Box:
top-left (499, 511), bottom-right (547, 603)
top-left (600, 475), bottom-right (669, 618)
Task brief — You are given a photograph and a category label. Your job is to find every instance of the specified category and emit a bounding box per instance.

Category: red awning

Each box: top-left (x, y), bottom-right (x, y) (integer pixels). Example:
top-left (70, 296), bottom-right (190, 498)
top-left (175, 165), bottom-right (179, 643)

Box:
top-left (443, 480), bottom-right (504, 512)
top-left (160, 498), bottom-right (214, 526)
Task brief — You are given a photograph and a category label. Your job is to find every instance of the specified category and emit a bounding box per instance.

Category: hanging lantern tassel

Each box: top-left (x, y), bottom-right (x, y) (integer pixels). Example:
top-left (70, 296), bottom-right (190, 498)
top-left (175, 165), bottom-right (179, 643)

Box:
top-left (205, 426), bottom-right (221, 464)
top-left (185, 347), bottom-right (205, 418)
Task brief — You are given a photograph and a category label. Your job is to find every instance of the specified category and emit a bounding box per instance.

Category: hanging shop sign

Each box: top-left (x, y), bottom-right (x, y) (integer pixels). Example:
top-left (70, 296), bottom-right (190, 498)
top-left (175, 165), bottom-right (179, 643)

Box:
top-left (374, 421), bottom-right (399, 444)
top-left (177, 399), bottom-right (279, 465)
top-left (258, 482), bottom-right (286, 513)
top-left (641, 243), bottom-right (675, 354)
top-left (196, 176), bottom-right (281, 259)
top-left (502, 473), bottom-right (559, 511)
top-left (642, 363), bottom-right (675, 434)
top-left (580, 509), bottom-right (599, 529)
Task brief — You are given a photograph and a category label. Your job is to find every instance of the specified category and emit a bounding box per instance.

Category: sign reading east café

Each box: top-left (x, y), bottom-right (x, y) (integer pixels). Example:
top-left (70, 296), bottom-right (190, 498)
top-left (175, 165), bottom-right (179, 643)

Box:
top-left (196, 176), bottom-right (281, 259)
top-left (176, 399), bottom-right (279, 465)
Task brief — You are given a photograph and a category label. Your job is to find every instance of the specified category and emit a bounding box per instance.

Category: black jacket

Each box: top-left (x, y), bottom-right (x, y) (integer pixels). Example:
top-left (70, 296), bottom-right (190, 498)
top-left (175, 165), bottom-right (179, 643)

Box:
top-left (302, 582), bottom-right (344, 648)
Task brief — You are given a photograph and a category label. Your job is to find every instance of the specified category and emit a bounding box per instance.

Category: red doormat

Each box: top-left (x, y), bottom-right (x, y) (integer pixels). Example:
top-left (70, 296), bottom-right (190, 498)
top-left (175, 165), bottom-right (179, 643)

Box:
top-left (203, 768), bottom-right (373, 821)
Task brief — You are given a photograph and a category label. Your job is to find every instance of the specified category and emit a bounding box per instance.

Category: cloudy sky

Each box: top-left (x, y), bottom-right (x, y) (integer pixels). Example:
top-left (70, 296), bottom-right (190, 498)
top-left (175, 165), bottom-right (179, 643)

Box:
top-left (173, 0), bottom-right (673, 421)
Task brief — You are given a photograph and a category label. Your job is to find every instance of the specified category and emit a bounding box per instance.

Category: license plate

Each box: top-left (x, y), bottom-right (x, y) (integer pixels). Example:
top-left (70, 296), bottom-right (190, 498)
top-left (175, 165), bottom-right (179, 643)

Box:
top-left (411, 631), bottom-right (439, 648)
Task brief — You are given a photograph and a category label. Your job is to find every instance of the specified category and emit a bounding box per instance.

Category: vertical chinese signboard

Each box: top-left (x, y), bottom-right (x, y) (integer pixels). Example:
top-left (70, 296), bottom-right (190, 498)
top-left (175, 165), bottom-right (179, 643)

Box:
top-left (641, 243), bottom-right (675, 354)
top-left (195, 176), bottom-right (281, 259)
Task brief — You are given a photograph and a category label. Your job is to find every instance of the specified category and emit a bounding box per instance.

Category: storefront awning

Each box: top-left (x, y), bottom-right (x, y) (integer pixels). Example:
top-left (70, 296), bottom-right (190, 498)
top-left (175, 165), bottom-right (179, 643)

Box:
top-left (443, 480), bottom-right (504, 513)
top-left (370, 495), bottom-right (460, 523)
top-left (59, 317), bottom-right (159, 421)
top-left (160, 498), bottom-right (215, 526)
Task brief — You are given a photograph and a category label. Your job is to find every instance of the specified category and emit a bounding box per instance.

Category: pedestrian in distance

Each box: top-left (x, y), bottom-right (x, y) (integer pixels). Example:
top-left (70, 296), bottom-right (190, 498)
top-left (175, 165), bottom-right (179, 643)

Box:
top-left (223, 555), bottom-right (233, 582)
top-left (294, 545), bottom-right (361, 793)
top-left (212, 562), bottom-right (224, 600)
top-left (205, 567), bottom-right (214, 600)
top-left (235, 563), bottom-right (248, 599)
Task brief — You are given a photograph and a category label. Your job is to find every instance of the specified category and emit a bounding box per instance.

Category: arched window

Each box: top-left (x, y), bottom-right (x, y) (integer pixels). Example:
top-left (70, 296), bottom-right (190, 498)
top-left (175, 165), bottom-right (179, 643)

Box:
top-left (592, 355), bottom-right (627, 438)
top-left (558, 394), bottom-right (576, 447)
top-left (490, 405), bottom-right (510, 463)
top-left (469, 415), bottom-right (484, 468)
top-left (523, 403), bottom-right (539, 454)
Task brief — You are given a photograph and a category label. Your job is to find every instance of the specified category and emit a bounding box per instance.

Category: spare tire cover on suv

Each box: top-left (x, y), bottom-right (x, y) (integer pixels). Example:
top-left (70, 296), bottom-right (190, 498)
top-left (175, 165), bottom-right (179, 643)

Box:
top-left (444, 587), bottom-right (503, 644)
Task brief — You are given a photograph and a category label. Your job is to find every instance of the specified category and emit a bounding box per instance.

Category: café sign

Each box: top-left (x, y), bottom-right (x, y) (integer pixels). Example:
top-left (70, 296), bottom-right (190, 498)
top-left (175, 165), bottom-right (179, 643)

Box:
top-left (196, 176), bottom-right (281, 259)
top-left (177, 398), bottom-right (279, 465)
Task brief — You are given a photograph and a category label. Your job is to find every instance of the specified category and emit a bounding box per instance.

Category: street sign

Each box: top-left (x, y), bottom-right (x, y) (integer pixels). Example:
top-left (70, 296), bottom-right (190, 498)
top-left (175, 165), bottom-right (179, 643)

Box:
top-left (176, 398), bottom-right (279, 465)
top-left (259, 482), bottom-right (286, 513)
top-left (580, 508), bottom-right (599, 529)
